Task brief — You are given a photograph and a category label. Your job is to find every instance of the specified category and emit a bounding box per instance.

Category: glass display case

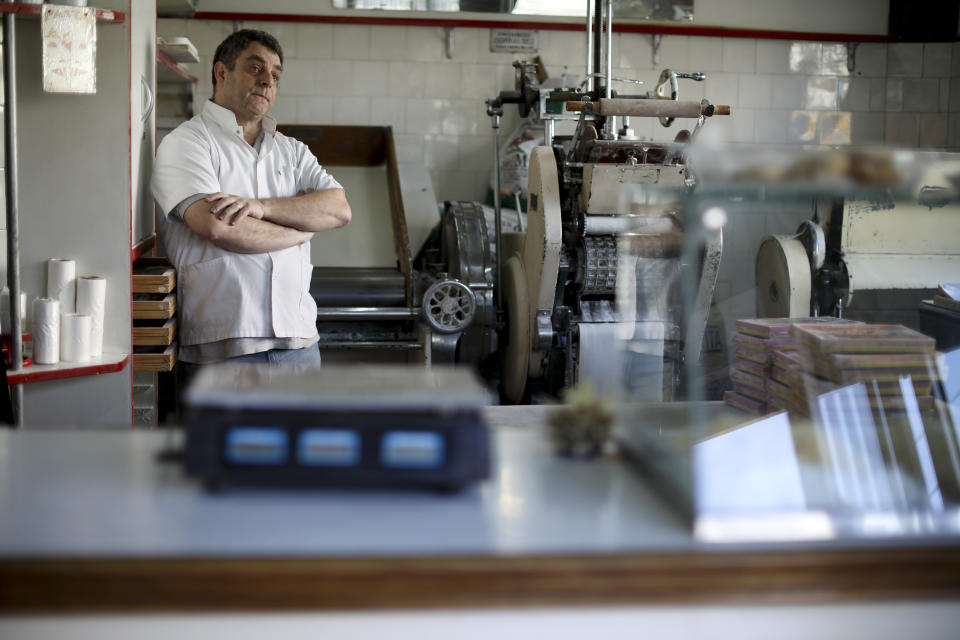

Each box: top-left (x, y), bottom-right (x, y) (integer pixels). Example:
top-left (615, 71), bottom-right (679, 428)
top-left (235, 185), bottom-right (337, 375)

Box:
top-left (612, 143), bottom-right (960, 543)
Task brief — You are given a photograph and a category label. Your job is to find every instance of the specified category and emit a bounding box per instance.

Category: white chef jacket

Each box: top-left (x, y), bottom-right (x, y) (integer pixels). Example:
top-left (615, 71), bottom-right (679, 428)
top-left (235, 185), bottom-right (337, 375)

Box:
top-left (151, 100), bottom-right (342, 347)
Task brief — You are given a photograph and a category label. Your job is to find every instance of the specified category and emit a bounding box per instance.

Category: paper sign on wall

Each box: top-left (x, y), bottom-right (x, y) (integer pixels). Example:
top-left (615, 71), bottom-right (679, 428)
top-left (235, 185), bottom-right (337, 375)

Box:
top-left (490, 29), bottom-right (538, 53)
top-left (42, 5), bottom-right (97, 94)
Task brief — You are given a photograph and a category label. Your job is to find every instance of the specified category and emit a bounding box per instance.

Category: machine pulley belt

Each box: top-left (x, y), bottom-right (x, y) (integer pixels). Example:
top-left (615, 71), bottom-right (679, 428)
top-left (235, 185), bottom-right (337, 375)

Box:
top-left (565, 98), bottom-right (731, 119)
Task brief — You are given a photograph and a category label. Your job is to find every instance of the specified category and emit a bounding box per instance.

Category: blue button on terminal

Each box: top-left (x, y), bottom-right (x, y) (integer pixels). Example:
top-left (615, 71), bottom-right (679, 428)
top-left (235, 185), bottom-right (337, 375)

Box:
top-left (224, 428), bottom-right (289, 466)
top-left (297, 429), bottom-right (362, 467)
top-left (380, 431), bottom-right (446, 469)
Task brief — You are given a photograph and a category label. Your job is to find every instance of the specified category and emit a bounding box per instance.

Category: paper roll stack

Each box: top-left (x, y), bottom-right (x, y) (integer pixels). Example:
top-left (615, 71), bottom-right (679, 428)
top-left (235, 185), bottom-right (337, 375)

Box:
top-left (76, 275), bottom-right (106, 356)
top-left (47, 258), bottom-right (77, 315)
top-left (576, 322), bottom-right (633, 397)
top-left (61, 313), bottom-right (91, 363)
top-left (0, 288), bottom-right (27, 334)
top-left (32, 298), bottom-right (60, 364)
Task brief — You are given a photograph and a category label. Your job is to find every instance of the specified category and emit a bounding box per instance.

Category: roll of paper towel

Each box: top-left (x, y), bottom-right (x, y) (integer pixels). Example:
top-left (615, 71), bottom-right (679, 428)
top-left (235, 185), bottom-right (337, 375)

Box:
top-left (576, 322), bottom-right (634, 397)
top-left (61, 313), bottom-right (91, 363)
top-left (32, 297), bottom-right (60, 365)
top-left (76, 275), bottom-right (106, 356)
top-left (47, 258), bottom-right (77, 315)
top-left (0, 288), bottom-right (27, 334)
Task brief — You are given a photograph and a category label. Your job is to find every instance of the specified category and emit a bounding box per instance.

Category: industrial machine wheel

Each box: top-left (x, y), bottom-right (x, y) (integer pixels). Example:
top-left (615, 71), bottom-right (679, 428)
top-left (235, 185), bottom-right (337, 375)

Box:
top-left (501, 254), bottom-right (530, 404)
top-left (756, 234), bottom-right (812, 317)
top-left (422, 279), bottom-right (476, 334)
top-left (440, 201), bottom-right (497, 363)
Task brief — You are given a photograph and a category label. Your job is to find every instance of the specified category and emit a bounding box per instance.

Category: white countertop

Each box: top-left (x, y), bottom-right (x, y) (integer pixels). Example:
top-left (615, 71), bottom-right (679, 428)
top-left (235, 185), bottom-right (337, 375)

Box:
top-left (0, 407), bottom-right (690, 557)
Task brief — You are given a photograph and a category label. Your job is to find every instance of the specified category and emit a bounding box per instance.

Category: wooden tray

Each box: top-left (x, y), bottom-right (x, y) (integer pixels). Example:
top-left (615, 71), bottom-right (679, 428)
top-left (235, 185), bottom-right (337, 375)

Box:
top-left (132, 264), bottom-right (176, 294)
top-left (132, 317), bottom-right (177, 346)
top-left (132, 292), bottom-right (176, 319)
top-left (133, 342), bottom-right (176, 372)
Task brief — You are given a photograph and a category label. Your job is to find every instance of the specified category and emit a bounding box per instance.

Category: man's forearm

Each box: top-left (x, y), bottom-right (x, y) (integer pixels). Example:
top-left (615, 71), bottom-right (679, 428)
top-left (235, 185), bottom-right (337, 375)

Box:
top-left (261, 188), bottom-right (351, 232)
top-left (184, 200), bottom-right (312, 253)
top-left (210, 217), bottom-right (312, 253)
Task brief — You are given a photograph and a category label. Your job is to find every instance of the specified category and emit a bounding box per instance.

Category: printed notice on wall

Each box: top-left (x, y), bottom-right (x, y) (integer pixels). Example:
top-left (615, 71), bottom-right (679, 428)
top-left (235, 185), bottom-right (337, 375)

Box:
top-left (42, 5), bottom-right (97, 94)
top-left (490, 29), bottom-right (538, 54)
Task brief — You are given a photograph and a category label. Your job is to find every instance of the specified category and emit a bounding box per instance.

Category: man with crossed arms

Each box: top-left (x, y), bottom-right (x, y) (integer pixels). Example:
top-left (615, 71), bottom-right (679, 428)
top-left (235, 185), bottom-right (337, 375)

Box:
top-left (152, 29), bottom-right (351, 387)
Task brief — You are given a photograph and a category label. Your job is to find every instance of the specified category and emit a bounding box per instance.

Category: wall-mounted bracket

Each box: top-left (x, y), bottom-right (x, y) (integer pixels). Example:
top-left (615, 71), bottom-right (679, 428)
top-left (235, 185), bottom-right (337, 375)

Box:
top-left (846, 42), bottom-right (857, 74)
top-left (445, 26), bottom-right (454, 59)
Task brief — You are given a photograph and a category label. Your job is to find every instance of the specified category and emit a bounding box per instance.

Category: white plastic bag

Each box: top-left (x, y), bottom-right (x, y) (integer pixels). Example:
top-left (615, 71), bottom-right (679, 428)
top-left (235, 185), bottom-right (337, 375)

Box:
top-left (491, 118), bottom-right (543, 201)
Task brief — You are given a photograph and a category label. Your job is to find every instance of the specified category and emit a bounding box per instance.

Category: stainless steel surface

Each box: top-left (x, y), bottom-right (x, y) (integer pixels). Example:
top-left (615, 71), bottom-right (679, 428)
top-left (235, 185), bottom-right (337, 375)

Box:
top-left (186, 364), bottom-right (490, 411)
top-left (311, 267), bottom-right (407, 307)
top-left (320, 341), bottom-right (422, 351)
top-left (4, 13), bottom-right (22, 425)
top-left (492, 113), bottom-right (503, 325)
top-left (604, 0), bottom-right (615, 138)
top-left (592, 0), bottom-right (602, 91)
top-left (315, 307), bottom-right (419, 321)
top-left (585, 0), bottom-right (594, 93)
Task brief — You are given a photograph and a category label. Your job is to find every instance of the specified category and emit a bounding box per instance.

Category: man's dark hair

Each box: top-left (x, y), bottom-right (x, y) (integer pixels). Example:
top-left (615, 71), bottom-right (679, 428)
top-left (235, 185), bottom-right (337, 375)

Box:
top-left (211, 29), bottom-right (284, 94)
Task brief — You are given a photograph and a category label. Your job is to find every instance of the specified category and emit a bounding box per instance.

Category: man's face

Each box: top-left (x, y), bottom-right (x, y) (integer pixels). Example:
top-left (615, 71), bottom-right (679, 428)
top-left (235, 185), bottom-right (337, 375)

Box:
top-left (215, 42), bottom-right (283, 122)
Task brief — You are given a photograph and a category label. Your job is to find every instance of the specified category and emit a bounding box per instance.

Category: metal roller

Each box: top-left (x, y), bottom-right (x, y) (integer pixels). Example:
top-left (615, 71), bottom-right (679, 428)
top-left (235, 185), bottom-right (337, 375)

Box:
top-left (310, 267), bottom-right (407, 307)
top-left (315, 307), bottom-right (418, 321)
top-left (566, 98), bottom-right (731, 119)
top-left (583, 214), bottom-right (676, 236)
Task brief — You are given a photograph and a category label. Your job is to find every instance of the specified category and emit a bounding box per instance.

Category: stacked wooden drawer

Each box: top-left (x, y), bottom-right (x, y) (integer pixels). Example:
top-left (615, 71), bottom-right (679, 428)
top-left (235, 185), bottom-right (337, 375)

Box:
top-left (132, 261), bottom-right (177, 372)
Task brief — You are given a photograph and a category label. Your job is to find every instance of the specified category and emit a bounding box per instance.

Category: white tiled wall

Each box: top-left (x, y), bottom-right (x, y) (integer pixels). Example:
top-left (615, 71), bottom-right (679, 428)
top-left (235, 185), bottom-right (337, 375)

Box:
top-left (160, 19), bottom-right (960, 204)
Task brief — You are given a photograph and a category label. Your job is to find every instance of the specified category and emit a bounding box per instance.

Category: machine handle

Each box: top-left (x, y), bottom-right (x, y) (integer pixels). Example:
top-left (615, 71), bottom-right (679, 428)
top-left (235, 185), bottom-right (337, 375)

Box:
top-left (565, 98), bottom-right (730, 118)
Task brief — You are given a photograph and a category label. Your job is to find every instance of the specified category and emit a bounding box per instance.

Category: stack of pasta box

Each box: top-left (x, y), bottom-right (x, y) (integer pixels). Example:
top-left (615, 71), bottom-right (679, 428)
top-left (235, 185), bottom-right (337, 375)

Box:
top-left (724, 317), bottom-right (861, 415)
top-left (790, 323), bottom-right (938, 415)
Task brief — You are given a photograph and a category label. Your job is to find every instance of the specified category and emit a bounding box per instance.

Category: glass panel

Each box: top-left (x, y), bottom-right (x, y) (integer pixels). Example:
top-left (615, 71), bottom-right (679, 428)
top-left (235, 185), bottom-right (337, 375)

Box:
top-left (614, 145), bottom-right (960, 543)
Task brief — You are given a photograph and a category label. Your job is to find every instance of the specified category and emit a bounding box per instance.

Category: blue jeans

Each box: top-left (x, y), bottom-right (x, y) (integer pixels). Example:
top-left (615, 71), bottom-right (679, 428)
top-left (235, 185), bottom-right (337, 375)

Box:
top-left (175, 345), bottom-right (322, 417)
top-left (218, 344), bottom-right (323, 369)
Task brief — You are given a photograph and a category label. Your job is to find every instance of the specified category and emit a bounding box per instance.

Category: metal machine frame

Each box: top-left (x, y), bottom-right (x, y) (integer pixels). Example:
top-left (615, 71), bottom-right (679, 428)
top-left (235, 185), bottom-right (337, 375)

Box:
top-left (456, 0), bottom-right (729, 402)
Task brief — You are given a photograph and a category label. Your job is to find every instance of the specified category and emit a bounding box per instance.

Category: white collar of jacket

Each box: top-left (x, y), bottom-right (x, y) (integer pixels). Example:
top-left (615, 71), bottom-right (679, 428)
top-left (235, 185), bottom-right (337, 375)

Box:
top-left (201, 99), bottom-right (277, 141)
